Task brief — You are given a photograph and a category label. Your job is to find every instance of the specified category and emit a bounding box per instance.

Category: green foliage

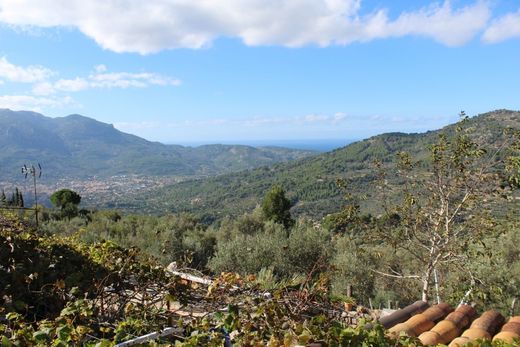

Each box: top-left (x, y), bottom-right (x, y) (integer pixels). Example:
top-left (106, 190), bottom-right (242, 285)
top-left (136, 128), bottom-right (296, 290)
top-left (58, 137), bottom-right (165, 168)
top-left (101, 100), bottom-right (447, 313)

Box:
top-left (50, 189), bottom-right (82, 220)
top-left (0, 189), bottom-right (6, 206)
top-left (3, 202), bottom-right (520, 346)
top-left (441, 221), bottom-right (520, 312)
top-left (3, 110), bottom-right (519, 345)
top-left (371, 114), bottom-right (518, 301)
top-left (121, 110), bottom-right (520, 221)
top-left (504, 127), bottom-right (520, 188)
top-left (0, 212), bottom-right (182, 345)
top-left (0, 188), bottom-right (24, 207)
top-left (208, 221), bottom-right (287, 275)
top-left (40, 210), bottom-right (216, 268)
top-left (209, 219), bottom-right (331, 279)
top-left (331, 235), bottom-right (377, 304)
top-left (261, 185), bottom-right (294, 228)
top-left (0, 213), bottom-right (169, 322)
top-left (50, 189), bottom-right (82, 209)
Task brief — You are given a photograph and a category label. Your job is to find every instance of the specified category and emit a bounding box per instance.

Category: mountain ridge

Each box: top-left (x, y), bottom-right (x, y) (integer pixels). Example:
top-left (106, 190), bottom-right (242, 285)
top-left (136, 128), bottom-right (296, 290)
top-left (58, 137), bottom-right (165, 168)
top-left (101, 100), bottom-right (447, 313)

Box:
top-left (0, 109), bottom-right (315, 181)
top-left (114, 109), bottom-right (520, 219)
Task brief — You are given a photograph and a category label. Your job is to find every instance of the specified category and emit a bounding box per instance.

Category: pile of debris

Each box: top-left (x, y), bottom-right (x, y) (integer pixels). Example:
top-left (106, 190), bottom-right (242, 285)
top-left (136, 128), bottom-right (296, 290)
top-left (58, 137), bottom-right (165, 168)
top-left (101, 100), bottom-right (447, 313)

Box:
top-left (110, 262), bottom-right (377, 346)
top-left (166, 263), bottom-right (375, 322)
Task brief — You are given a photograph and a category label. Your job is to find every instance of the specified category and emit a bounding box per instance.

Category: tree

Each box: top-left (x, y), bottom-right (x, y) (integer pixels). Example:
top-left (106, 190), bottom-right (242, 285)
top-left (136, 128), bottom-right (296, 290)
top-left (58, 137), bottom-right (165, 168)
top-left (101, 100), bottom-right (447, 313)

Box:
top-left (18, 189), bottom-right (24, 208)
top-left (372, 114), bottom-right (519, 302)
top-left (1, 190), bottom-right (6, 206)
top-left (261, 185), bottom-right (294, 229)
top-left (50, 189), bottom-right (81, 209)
top-left (7, 188), bottom-right (23, 207)
top-left (50, 189), bottom-right (81, 220)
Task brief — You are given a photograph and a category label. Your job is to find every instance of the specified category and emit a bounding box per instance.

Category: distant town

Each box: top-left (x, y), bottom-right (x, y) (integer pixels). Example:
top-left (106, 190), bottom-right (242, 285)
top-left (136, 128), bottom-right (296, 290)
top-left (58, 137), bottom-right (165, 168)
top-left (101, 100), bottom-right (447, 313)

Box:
top-left (0, 175), bottom-right (185, 208)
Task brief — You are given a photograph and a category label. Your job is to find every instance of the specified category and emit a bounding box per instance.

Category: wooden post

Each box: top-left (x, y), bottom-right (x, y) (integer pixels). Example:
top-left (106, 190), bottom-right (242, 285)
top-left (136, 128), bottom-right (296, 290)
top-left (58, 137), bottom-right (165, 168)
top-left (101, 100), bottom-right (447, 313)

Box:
top-left (346, 285), bottom-right (352, 298)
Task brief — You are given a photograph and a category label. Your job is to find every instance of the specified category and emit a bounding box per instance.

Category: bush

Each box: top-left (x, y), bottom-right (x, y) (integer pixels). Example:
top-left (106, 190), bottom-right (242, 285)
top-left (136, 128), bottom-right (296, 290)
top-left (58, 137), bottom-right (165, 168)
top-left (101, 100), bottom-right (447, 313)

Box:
top-left (209, 221), bottom-right (286, 275)
top-left (209, 219), bottom-right (331, 279)
top-left (331, 235), bottom-right (377, 304)
top-left (279, 220), bottom-right (331, 276)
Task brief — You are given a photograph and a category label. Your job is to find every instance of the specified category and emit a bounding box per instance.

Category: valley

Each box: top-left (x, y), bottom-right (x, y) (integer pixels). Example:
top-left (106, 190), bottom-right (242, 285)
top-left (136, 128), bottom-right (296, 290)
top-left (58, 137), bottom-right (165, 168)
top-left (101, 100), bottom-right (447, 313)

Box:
top-left (113, 109), bottom-right (520, 219)
top-left (2, 4), bottom-right (520, 344)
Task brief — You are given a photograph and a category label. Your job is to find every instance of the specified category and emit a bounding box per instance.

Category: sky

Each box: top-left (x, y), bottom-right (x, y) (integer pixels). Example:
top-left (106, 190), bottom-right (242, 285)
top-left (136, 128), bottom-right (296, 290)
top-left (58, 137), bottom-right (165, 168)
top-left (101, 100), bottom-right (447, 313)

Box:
top-left (0, 0), bottom-right (519, 144)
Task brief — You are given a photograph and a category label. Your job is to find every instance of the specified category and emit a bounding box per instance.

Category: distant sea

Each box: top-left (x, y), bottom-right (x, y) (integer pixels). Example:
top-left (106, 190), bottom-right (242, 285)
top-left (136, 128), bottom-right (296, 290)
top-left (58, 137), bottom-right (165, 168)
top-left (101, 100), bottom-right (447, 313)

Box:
top-left (173, 139), bottom-right (357, 152)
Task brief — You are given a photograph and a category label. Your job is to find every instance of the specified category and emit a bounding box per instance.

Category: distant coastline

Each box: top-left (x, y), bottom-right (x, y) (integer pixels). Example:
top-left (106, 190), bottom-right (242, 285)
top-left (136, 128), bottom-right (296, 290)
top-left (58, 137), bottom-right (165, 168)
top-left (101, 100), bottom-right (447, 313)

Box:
top-left (171, 139), bottom-right (357, 152)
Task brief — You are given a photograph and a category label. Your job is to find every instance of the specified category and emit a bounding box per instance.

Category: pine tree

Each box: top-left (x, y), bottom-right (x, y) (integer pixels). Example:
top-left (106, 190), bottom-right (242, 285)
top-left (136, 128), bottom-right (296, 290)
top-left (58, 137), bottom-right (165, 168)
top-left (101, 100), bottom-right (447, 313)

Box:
top-left (0, 189), bottom-right (6, 206)
top-left (18, 190), bottom-right (24, 207)
top-left (261, 185), bottom-right (294, 229)
top-left (14, 188), bottom-right (20, 207)
top-left (9, 192), bottom-right (16, 206)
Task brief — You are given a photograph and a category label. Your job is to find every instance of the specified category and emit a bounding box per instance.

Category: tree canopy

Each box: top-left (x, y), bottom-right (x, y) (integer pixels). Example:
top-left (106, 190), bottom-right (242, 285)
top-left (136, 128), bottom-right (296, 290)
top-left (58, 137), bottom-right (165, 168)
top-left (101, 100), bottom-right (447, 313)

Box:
top-left (261, 185), bottom-right (294, 229)
top-left (50, 189), bottom-right (82, 220)
top-left (50, 189), bottom-right (81, 209)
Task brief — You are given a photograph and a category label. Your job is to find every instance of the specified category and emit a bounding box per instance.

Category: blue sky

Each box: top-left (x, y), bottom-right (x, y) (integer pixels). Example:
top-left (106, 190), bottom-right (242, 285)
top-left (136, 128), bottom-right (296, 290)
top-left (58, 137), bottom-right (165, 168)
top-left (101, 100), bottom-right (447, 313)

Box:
top-left (0, 0), bottom-right (519, 143)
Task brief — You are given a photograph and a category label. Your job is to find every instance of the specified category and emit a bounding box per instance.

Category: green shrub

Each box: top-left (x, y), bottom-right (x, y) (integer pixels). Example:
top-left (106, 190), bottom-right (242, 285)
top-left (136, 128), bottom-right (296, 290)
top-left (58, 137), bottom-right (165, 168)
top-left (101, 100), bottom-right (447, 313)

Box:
top-left (209, 222), bottom-right (286, 275)
top-left (209, 219), bottom-right (331, 278)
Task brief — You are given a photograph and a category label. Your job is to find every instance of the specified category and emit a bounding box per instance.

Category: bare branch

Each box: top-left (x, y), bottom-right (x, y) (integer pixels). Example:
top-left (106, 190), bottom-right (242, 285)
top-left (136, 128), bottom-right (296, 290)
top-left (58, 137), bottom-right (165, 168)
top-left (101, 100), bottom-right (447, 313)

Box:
top-left (370, 268), bottom-right (420, 279)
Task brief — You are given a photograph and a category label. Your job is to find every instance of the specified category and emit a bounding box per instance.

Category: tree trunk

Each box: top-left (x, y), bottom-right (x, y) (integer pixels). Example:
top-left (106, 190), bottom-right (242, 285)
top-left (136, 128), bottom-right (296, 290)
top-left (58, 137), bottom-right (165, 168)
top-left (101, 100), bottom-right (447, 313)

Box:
top-left (421, 267), bottom-right (434, 302)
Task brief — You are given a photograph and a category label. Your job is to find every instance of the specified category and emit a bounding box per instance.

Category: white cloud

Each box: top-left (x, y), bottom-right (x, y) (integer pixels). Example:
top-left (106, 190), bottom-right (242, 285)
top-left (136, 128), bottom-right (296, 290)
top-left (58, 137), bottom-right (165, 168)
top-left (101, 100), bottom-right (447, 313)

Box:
top-left (333, 112), bottom-right (347, 122)
top-left (32, 67), bottom-right (181, 95)
top-left (239, 113), bottom-right (347, 127)
top-left (386, 1), bottom-right (490, 46)
top-left (0, 57), bottom-right (53, 82)
top-left (482, 9), bottom-right (520, 43)
top-left (54, 77), bottom-right (90, 92)
top-left (0, 1), bottom-right (491, 53)
top-left (115, 112), bottom-right (349, 133)
top-left (90, 72), bottom-right (181, 88)
top-left (94, 64), bottom-right (107, 73)
top-left (0, 95), bottom-right (73, 111)
top-left (32, 82), bottom-right (57, 95)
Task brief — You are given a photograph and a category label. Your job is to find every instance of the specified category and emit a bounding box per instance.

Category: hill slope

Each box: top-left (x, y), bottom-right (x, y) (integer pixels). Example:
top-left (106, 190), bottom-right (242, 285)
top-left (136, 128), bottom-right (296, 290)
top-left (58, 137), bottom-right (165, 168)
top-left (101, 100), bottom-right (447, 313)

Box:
top-left (115, 110), bottom-right (520, 219)
top-left (0, 109), bottom-right (314, 180)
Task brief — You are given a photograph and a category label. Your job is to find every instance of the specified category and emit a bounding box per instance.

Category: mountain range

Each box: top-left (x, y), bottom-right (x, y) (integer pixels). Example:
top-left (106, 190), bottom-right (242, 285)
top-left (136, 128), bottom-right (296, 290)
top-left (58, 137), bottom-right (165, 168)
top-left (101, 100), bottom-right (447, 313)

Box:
top-left (0, 109), bottom-right (315, 181)
top-left (1, 109), bottom-right (518, 219)
top-left (111, 110), bottom-right (520, 220)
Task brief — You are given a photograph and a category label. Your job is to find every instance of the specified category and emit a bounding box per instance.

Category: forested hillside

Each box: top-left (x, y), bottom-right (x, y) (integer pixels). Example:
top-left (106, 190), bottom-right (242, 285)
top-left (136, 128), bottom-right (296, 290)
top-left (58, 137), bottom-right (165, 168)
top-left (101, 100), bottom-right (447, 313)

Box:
top-left (114, 110), bottom-right (520, 220)
top-left (0, 109), bottom-right (314, 180)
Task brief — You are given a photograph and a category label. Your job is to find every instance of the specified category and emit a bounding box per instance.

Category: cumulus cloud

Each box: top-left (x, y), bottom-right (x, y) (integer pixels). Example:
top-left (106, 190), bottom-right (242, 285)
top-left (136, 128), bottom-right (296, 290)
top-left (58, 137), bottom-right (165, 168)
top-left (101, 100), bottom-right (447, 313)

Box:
top-left (386, 1), bottom-right (490, 46)
top-left (0, 0), bottom-right (491, 53)
top-left (482, 9), bottom-right (520, 43)
top-left (0, 57), bottom-right (53, 83)
top-left (0, 57), bottom-right (181, 113)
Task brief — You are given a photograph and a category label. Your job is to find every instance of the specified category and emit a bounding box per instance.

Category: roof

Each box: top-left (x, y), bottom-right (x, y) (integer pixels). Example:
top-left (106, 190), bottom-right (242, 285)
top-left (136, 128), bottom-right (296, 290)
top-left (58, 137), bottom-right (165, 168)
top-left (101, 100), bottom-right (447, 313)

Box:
top-left (382, 301), bottom-right (520, 345)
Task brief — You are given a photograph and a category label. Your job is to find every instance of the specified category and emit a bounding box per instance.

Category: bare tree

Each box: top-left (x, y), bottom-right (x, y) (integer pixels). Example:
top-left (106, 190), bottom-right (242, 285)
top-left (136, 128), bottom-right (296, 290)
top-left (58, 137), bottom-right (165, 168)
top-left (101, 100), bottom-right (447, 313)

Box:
top-left (374, 114), bottom-right (519, 302)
